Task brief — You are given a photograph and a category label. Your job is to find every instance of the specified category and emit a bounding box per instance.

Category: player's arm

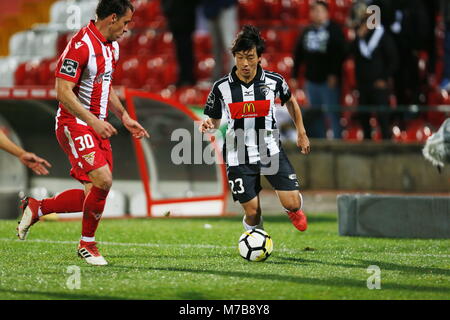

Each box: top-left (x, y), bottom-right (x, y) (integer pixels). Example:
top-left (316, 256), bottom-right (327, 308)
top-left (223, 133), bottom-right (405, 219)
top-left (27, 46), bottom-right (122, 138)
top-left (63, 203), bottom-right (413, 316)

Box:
top-left (55, 78), bottom-right (117, 138)
top-left (201, 85), bottom-right (222, 133)
top-left (108, 87), bottom-right (149, 139)
top-left (199, 117), bottom-right (221, 133)
top-left (285, 95), bottom-right (310, 154)
top-left (0, 131), bottom-right (51, 175)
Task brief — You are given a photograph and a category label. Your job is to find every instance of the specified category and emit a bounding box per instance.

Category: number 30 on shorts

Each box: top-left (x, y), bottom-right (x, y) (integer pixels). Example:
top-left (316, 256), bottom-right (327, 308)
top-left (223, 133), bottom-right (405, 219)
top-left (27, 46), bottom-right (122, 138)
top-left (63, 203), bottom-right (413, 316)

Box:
top-left (229, 178), bottom-right (245, 194)
top-left (74, 134), bottom-right (94, 151)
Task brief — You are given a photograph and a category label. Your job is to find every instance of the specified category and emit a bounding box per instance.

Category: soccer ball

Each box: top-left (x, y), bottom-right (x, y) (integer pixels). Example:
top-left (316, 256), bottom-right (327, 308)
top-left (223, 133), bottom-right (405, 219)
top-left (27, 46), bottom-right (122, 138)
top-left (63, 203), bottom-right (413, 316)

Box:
top-left (238, 229), bottom-right (273, 262)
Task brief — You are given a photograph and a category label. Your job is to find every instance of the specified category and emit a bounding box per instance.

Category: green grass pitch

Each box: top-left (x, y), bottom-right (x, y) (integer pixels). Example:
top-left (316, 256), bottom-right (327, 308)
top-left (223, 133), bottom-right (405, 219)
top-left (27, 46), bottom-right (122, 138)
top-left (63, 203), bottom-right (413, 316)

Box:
top-left (0, 214), bottom-right (449, 300)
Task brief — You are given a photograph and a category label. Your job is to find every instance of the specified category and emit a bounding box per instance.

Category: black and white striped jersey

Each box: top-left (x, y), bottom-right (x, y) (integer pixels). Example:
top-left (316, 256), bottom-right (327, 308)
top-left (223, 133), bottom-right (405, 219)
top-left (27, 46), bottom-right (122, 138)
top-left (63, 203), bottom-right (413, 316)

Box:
top-left (204, 65), bottom-right (292, 166)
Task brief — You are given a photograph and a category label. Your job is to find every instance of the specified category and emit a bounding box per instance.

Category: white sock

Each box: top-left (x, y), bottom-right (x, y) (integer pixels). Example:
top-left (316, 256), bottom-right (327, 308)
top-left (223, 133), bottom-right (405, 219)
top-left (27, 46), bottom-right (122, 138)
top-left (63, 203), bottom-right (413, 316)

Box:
top-left (81, 236), bottom-right (95, 242)
top-left (299, 192), bottom-right (304, 210)
top-left (242, 216), bottom-right (264, 231)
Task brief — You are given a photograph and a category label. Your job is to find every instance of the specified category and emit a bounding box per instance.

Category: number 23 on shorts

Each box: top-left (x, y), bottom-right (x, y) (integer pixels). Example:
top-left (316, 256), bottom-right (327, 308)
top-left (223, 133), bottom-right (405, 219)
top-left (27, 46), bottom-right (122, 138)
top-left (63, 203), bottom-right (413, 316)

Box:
top-left (229, 178), bottom-right (245, 194)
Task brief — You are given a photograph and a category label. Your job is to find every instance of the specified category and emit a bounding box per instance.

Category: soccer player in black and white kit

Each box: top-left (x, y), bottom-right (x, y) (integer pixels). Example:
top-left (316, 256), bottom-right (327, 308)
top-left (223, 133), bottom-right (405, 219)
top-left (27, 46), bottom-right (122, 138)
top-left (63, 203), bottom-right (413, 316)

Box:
top-left (199, 25), bottom-right (311, 232)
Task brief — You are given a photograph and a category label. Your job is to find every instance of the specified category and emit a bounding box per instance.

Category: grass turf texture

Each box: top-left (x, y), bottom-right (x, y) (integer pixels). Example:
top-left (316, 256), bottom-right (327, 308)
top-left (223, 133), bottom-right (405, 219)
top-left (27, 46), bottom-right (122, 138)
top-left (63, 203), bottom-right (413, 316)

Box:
top-left (0, 214), bottom-right (449, 300)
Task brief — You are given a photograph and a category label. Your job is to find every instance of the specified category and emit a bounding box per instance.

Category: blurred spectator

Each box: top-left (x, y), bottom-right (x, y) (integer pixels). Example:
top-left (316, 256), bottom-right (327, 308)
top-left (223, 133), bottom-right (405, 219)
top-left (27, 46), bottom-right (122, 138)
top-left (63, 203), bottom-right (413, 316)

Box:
top-left (388, 0), bottom-right (431, 105)
top-left (441, 0), bottom-right (450, 91)
top-left (291, 1), bottom-right (346, 139)
top-left (351, 12), bottom-right (398, 140)
top-left (161, 0), bottom-right (200, 87)
top-left (202, 0), bottom-right (238, 81)
top-left (422, 0), bottom-right (439, 83)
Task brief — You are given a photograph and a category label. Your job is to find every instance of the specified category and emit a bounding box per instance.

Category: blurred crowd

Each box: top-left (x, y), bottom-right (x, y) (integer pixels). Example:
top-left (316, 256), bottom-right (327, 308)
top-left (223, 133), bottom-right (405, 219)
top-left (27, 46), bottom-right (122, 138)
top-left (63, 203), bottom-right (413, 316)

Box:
top-left (156, 0), bottom-right (447, 141)
top-left (6, 0), bottom-right (446, 141)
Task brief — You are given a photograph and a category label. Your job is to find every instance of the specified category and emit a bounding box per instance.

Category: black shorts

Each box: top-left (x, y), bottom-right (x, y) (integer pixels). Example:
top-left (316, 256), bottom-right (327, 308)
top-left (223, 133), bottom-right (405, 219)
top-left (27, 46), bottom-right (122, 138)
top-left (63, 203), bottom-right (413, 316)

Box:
top-left (226, 148), bottom-right (300, 203)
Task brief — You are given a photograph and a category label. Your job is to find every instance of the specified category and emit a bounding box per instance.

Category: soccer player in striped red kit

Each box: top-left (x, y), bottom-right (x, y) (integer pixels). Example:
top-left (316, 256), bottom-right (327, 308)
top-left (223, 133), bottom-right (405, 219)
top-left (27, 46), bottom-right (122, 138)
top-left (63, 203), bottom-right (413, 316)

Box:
top-left (17, 0), bottom-right (149, 266)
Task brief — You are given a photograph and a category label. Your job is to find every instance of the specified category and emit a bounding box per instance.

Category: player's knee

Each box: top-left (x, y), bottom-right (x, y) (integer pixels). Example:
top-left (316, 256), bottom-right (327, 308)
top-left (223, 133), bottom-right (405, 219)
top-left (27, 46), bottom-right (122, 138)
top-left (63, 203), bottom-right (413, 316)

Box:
top-left (244, 206), bottom-right (261, 218)
top-left (89, 166), bottom-right (113, 190)
top-left (99, 177), bottom-right (112, 190)
top-left (93, 174), bottom-right (112, 191)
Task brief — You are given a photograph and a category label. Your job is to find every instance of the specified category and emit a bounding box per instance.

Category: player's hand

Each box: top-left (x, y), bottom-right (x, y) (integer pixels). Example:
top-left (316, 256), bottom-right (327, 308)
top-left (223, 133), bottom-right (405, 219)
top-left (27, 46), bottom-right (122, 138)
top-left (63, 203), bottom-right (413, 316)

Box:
top-left (91, 119), bottom-right (118, 139)
top-left (123, 116), bottom-right (150, 139)
top-left (19, 152), bottom-right (52, 175)
top-left (297, 132), bottom-right (310, 155)
top-left (199, 118), bottom-right (215, 133)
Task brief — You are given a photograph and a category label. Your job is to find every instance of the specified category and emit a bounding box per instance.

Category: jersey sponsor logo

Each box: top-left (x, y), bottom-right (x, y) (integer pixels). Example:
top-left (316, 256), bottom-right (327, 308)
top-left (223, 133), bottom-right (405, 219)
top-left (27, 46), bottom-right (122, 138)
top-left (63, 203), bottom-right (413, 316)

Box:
top-left (228, 100), bottom-right (270, 119)
top-left (82, 151), bottom-right (96, 166)
top-left (243, 102), bottom-right (256, 113)
top-left (60, 59), bottom-right (79, 78)
top-left (74, 41), bottom-right (83, 49)
top-left (94, 70), bottom-right (112, 84)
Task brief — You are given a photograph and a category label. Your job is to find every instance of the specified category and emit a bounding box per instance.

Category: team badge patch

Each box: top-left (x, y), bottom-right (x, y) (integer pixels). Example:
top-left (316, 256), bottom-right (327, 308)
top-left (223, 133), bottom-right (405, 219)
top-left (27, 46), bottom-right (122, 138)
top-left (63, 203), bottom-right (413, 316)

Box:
top-left (206, 92), bottom-right (215, 109)
top-left (82, 152), bottom-right (96, 166)
top-left (259, 85), bottom-right (271, 96)
top-left (282, 79), bottom-right (290, 96)
top-left (60, 59), bottom-right (79, 78)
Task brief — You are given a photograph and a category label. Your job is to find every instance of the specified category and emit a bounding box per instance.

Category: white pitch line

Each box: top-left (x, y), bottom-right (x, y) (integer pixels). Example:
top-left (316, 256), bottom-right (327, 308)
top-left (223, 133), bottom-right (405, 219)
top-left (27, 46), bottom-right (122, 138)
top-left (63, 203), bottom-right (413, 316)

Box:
top-left (1, 238), bottom-right (449, 258)
top-left (0, 238), bottom-right (234, 250)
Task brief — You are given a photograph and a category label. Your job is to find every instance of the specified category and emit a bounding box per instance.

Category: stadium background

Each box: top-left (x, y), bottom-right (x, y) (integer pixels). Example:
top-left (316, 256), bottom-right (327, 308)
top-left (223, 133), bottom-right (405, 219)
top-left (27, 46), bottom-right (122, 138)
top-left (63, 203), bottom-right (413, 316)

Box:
top-left (0, 0), bottom-right (449, 302)
top-left (0, 0), bottom-right (448, 219)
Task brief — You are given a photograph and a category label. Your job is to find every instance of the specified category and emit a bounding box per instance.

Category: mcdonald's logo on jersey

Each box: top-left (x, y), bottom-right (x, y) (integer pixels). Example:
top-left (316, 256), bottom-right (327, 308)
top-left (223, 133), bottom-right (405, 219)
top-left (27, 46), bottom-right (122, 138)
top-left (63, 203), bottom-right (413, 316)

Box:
top-left (228, 100), bottom-right (270, 119)
top-left (242, 103), bottom-right (256, 114)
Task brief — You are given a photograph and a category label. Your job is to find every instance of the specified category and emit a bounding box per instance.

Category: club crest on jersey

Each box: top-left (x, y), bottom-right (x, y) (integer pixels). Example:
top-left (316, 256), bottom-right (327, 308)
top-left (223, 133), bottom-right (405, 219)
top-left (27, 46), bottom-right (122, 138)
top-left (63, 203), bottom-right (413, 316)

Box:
top-left (82, 152), bottom-right (96, 166)
top-left (60, 59), bottom-right (79, 78)
top-left (259, 85), bottom-right (271, 96)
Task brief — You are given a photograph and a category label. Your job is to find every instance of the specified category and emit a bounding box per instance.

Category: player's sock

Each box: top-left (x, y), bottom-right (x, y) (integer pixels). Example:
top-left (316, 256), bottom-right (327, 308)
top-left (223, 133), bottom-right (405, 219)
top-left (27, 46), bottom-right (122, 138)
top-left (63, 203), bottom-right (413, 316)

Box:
top-left (81, 186), bottom-right (109, 238)
top-left (242, 216), bottom-right (264, 231)
top-left (40, 189), bottom-right (86, 216)
top-left (81, 236), bottom-right (95, 242)
top-left (299, 192), bottom-right (304, 210)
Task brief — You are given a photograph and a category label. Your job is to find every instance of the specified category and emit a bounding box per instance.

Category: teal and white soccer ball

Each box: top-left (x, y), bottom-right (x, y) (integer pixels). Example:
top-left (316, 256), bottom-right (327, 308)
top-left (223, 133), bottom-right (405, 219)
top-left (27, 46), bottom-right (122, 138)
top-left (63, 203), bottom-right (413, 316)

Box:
top-left (238, 229), bottom-right (273, 262)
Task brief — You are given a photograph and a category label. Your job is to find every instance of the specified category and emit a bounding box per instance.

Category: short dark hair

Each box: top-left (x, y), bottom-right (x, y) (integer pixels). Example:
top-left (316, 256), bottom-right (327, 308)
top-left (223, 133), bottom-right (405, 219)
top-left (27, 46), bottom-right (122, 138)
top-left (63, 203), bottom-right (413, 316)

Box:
top-left (231, 25), bottom-right (266, 57)
top-left (311, 0), bottom-right (329, 10)
top-left (96, 0), bottom-right (134, 20)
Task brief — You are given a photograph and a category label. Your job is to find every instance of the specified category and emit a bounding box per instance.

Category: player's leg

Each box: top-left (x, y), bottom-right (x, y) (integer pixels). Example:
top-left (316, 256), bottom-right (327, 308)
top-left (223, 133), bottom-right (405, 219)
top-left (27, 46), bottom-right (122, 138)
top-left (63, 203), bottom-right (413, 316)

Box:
top-left (264, 149), bottom-right (307, 232)
top-left (275, 190), bottom-right (307, 232)
top-left (81, 164), bottom-right (111, 241)
top-left (17, 189), bottom-right (86, 240)
top-left (227, 164), bottom-right (263, 230)
top-left (241, 196), bottom-right (264, 230)
top-left (77, 164), bottom-right (111, 266)
top-left (17, 125), bottom-right (97, 240)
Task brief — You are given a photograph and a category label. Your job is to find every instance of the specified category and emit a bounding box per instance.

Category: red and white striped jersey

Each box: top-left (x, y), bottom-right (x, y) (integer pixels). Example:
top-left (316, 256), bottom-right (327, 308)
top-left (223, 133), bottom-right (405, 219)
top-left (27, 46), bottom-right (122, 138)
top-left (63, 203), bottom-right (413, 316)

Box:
top-left (55, 20), bottom-right (119, 128)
